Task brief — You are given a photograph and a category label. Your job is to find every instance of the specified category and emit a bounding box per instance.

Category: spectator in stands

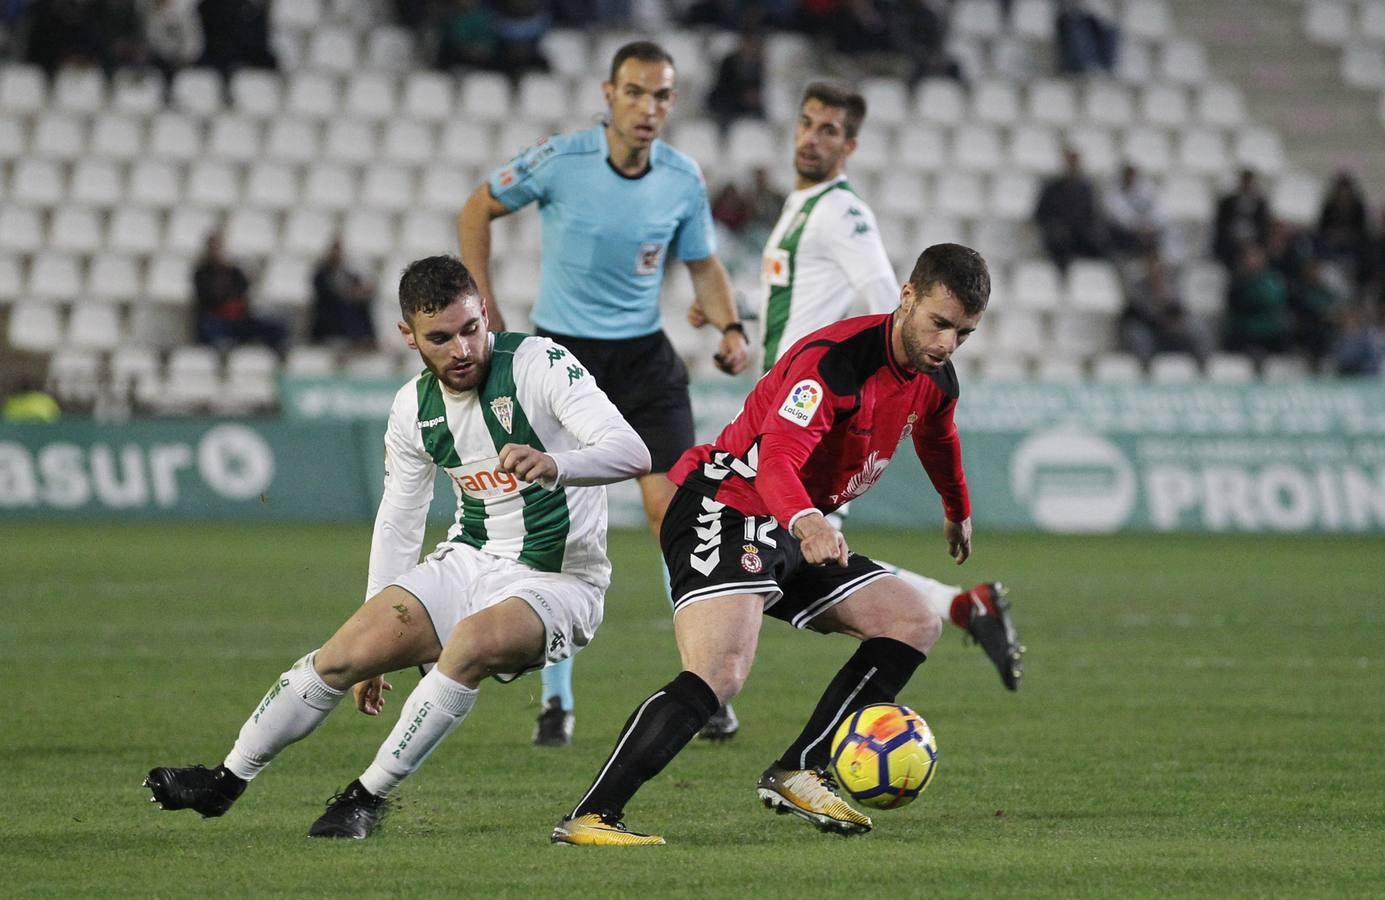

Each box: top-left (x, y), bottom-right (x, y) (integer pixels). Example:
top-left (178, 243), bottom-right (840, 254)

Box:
top-left (144, 0), bottom-right (204, 86)
top-left (1213, 168), bottom-right (1271, 269)
top-left (1055, 0), bottom-right (1119, 75)
top-left (1223, 242), bottom-right (1294, 362)
top-left (196, 0), bottom-right (276, 86)
top-left (1292, 257), bottom-right (1348, 372)
top-left (436, 0), bottom-right (497, 71)
top-left (711, 182), bottom-right (752, 235)
top-left (745, 166), bottom-right (787, 243)
top-left (1118, 251), bottom-right (1211, 368)
top-left (1315, 170), bottom-right (1371, 285)
top-left (492, 0), bottom-right (551, 77)
top-left (193, 229), bottom-right (287, 355)
top-left (887, 0), bottom-right (963, 83)
top-left (1034, 148), bottom-right (1108, 271)
top-left (706, 30), bottom-right (766, 133)
top-left (310, 237), bottom-right (378, 348)
top-left (1265, 217), bottom-right (1314, 287)
top-left (25, 0), bottom-right (108, 75)
top-left (1104, 163), bottom-right (1165, 259)
top-left (1329, 304), bottom-right (1384, 376)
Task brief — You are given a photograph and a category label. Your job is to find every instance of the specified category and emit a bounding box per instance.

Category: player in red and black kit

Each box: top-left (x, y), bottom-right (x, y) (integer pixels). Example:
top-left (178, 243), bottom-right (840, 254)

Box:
top-left (552, 243), bottom-right (1007, 846)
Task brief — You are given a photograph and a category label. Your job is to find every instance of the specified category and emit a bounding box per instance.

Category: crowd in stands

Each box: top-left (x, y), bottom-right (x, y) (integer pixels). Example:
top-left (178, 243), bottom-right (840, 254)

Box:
top-left (1030, 152), bottom-right (1384, 376)
top-left (1, 0), bottom-right (1382, 412)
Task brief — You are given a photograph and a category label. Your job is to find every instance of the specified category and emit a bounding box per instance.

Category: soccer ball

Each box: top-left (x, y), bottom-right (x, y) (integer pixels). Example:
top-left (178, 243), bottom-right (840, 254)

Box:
top-left (830, 703), bottom-right (938, 810)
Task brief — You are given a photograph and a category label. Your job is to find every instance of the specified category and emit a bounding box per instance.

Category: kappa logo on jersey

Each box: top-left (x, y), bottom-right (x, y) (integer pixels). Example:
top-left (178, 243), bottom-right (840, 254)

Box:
top-left (490, 395), bottom-right (514, 434)
top-left (420, 415), bottom-right (446, 428)
top-left (498, 167), bottom-right (516, 187)
top-left (448, 458), bottom-right (524, 499)
top-left (830, 450), bottom-right (891, 505)
top-left (635, 242), bottom-right (665, 275)
top-left (763, 248), bottom-right (790, 287)
top-left (740, 544), bottom-right (762, 574)
top-left (778, 379), bottom-right (823, 427)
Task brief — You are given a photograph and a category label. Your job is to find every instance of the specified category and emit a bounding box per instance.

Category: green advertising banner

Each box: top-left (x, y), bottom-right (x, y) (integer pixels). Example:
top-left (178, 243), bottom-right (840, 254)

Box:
top-left (8, 378), bottom-right (1380, 532)
top-left (937, 381), bottom-right (1385, 533)
top-left (0, 419), bottom-right (376, 520)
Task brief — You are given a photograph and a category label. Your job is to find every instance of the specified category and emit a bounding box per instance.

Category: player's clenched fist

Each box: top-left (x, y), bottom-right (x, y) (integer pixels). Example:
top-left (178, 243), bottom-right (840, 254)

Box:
top-left (498, 443), bottom-right (557, 485)
top-left (792, 513), bottom-right (849, 567)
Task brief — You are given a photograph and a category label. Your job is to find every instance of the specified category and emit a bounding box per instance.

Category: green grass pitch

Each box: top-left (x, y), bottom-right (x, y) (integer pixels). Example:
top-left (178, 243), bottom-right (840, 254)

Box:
top-left (3, 522), bottom-right (1382, 897)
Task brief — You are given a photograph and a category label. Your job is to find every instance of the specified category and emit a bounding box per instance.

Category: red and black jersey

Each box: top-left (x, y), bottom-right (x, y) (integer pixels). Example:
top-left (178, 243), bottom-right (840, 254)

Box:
top-left (669, 313), bottom-right (970, 528)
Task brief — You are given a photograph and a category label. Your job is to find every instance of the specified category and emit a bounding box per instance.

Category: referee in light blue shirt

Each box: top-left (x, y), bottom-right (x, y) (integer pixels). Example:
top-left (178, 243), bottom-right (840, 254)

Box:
top-left (458, 40), bottom-right (749, 746)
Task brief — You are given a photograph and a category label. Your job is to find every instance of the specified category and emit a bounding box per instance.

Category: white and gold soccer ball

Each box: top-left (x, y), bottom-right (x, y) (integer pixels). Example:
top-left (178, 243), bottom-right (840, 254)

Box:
top-left (830, 703), bottom-right (938, 810)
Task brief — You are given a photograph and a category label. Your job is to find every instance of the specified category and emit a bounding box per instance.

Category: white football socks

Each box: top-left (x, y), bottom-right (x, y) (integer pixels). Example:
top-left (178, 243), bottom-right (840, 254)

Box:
top-left (224, 651), bottom-right (345, 782)
top-left (358, 668), bottom-right (477, 799)
top-left (880, 563), bottom-right (961, 623)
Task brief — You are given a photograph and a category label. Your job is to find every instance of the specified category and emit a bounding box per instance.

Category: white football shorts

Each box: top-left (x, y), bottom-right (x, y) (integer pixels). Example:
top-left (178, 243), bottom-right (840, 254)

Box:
top-left (391, 541), bottom-right (604, 681)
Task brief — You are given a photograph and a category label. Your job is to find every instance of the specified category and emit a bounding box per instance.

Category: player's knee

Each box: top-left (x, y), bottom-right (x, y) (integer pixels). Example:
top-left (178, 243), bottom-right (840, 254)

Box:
top-left (311, 645), bottom-right (365, 691)
top-left (887, 606), bottom-right (942, 654)
top-left (691, 652), bottom-right (752, 703)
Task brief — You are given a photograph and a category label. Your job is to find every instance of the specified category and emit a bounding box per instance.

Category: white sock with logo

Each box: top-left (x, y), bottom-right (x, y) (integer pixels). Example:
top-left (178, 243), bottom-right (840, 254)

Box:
top-left (880, 563), bottom-right (961, 623)
top-left (358, 668), bottom-right (477, 799)
top-left (223, 651), bottom-right (345, 781)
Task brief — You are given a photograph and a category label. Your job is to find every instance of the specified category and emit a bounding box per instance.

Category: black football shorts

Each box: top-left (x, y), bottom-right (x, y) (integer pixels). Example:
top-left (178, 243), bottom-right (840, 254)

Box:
top-left (660, 485), bottom-right (892, 629)
top-left (536, 329), bottom-right (694, 473)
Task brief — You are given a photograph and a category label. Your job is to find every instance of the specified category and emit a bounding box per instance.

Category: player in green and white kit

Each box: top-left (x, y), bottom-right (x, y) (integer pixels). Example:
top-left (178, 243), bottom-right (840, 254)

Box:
top-left (144, 257), bottom-right (650, 838)
top-left (748, 82), bottom-right (1023, 690)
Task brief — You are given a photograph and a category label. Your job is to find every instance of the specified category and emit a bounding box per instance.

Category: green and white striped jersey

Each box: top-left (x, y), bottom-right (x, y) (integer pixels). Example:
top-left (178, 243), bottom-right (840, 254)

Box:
top-left (381, 332), bottom-right (634, 589)
top-left (758, 175), bottom-right (899, 370)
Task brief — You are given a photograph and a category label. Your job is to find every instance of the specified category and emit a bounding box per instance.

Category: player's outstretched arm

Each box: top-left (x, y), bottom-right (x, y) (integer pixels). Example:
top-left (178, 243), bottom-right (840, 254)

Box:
top-left (458, 182), bottom-right (513, 331)
top-left (944, 517), bottom-right (972, 564)
top-left (685, 256), bottom-right (749, 374)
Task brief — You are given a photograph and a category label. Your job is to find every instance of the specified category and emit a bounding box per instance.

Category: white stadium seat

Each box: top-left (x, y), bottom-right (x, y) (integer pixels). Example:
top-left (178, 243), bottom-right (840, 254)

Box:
top-left (402, 71), bottom-right (455, 122)
top-left (0, 64), bottom-right (46, 113)
top-left (111, 70), bottom-right (164, 115)
top-left (0, 114), bottom-right (26, 161)
top-left (949, 124), bottom-right (1004, 172)
top-left (971, 80), bottom-right (1021, 125)
top-left (954, 0), bottom-right (1004, 39)
top-left (1181, 259), bottom-right (1228, 316)
top-left (1177, 127), bottom-right (1230, 177)
top-left (186, 161), bottom-right (241, 209)
top-left (987, 171), bottom-right (1041, 221)
top-left (171, 68), bottom-right (222, 115)
top-left (933, 171), bottom-right (986, 219)
top-left (245, 161), bottom-right (300, 210)
top-left (1160, 173), bottom-right (1213, 223)
top-left (283, 208), bottom-right (338, 256)
top-left (1304, 0), bottom-right (1352, 45)
top-left (1092, 352), bottom-right (1143, 381)
top-left (1007, 124), bottom-right (1062, 174)
top-left (1011, 0), bottom-right (1056, 41)
top-left (90, 114), bottom-right (144, 161)
top-left (128, 161), bottom-right (182, 208)
top-left (343, 72), bottom-right (397, 120)
top-left (53, 67), bottom-right (105, 113)
top-left (265, 117), bottom-right (321, 163)
top-left (10, 158), bottom-right (65, 206)
top-left (342, 209), bottom-right (395, 259)
top-left (165, 207), bottom-right (219, 255)
top-left (303, 164), bottom-right (357, 211)
top-left (68, 304), bottom-right (124, 351)
top-left (224, 207), bottom-right (280, 258)
top-left (459, 72), bottom-right (512, 121)
top-left (1083, 81), bottom-right (1134, 127)
top-left (1141, 83), bottom-right (1188, 127)
top-left (1027, 79), bottom-right (1078, 126)
top-left (860, 78), bottom-right (910, 127)
top-left (307, 26), bottom-right (361, 73)
top-left (381, 118), bottom-right (436, 166)
top-left (31, 113), bottom-right (86, 161)
top-left (285, 71), bottom-right (340, 119)
top-left (1121, 125), bottom-right (1173, 173)
top-left (1196, 82), bottom-right (1247, 128)
top-left (540, 29), bottom-right (590, 79)
top-left (230, 69), bottom-right (284, 118)
top-left (1362, 1), bottom-right (1385, 41)
top-left (1067, 260), bottom-right (1123, 314)
top-left (286, 345), bottom-right (336, 375)
top-left (418, 163), bottom-right (474, 213)
top-left (1159, 38), bottom-right (1210, 85)
top-left (1009, 258), bottom-right (1061, 312)
top-left (1123, 0), bottom-right (1173, 41)
top-left (517, 73), bottom-right (571, 123)
top-left (365, 26), bottom-right (417, 72)
top-left (69, 159), bottom-right (123, 208)
top-left (915, 79), bottom-right (966, 125)
top-left (0, 206), bottom-right (45, 253)
top-left (29, 252), bottom-right (82, 302)
top-left (144, 254), bottom-right (194, 305)
top-left (148, 112), bottom-right (203, 161)
top-left (107, 207), bottom-right (163, 255)
top-left (47, 206), bottom-right (103, 254)
top-left (894, 123), bottom-right (947, 173)
top-left (259, 254), bottom-right (313, 306)
top-left (399, 211), bottom-right (453, 257)
top-left (323, 118), bottom-right (379, 164)
top-left (8, 302), bottom-right (63, 352)
top-left (85, 253), bottom-right (141, 303)
top-left (361, 164), bottom-right (415, 213)
top-left (1206, 353), bottom-right (1255, 382)
top-left (1149, 353), bottom-right (1200, 382)
top-left (208, 116), bottom-right (262, 163)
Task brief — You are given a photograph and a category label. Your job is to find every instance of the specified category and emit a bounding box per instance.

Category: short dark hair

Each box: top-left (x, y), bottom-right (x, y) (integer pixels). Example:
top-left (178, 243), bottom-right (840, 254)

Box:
top-left (608, 40), bottom-right (675, 84)
top-left (398, 255), bottom-right (479, 321)
top-left (908, 243), bottom-right (991, 316)
top-left (801, 81), bottom-right (866, 139)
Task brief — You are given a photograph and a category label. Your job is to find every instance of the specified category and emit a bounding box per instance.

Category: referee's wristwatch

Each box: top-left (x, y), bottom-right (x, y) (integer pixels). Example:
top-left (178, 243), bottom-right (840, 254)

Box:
top-left (721, 322), bottom-right (747, 338)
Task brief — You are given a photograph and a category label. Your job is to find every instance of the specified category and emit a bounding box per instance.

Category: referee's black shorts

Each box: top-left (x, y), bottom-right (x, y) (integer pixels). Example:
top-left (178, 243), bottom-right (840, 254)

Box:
top-left (536, 328), bottom-right (694, 473)
top-left (660, 485), bottom-right (892, 630)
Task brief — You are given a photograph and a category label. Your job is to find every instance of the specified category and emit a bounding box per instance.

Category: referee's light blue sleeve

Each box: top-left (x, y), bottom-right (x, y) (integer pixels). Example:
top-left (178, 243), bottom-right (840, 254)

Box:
top-left (487, 141), bottom-right (551, 211)
top-left (670, 177), bottom-right (717, 262)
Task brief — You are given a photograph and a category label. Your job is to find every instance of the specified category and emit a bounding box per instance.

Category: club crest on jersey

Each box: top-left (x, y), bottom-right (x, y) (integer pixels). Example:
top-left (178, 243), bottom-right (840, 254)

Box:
top-left (635, 242), bottom-right (665, 275)
top-left (778, 379), bottom-right (823, 427)
top-left (900, 411), bottom-right (918, 442)
top-left (490, 395), bottom-right (514, 434)
top-left (740, 544), bottom-right (762, 574)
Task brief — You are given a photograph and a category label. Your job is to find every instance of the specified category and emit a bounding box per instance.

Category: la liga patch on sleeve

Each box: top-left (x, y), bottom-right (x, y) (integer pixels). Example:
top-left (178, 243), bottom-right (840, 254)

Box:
top-left (778, 379), bottom-right (823, 427)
